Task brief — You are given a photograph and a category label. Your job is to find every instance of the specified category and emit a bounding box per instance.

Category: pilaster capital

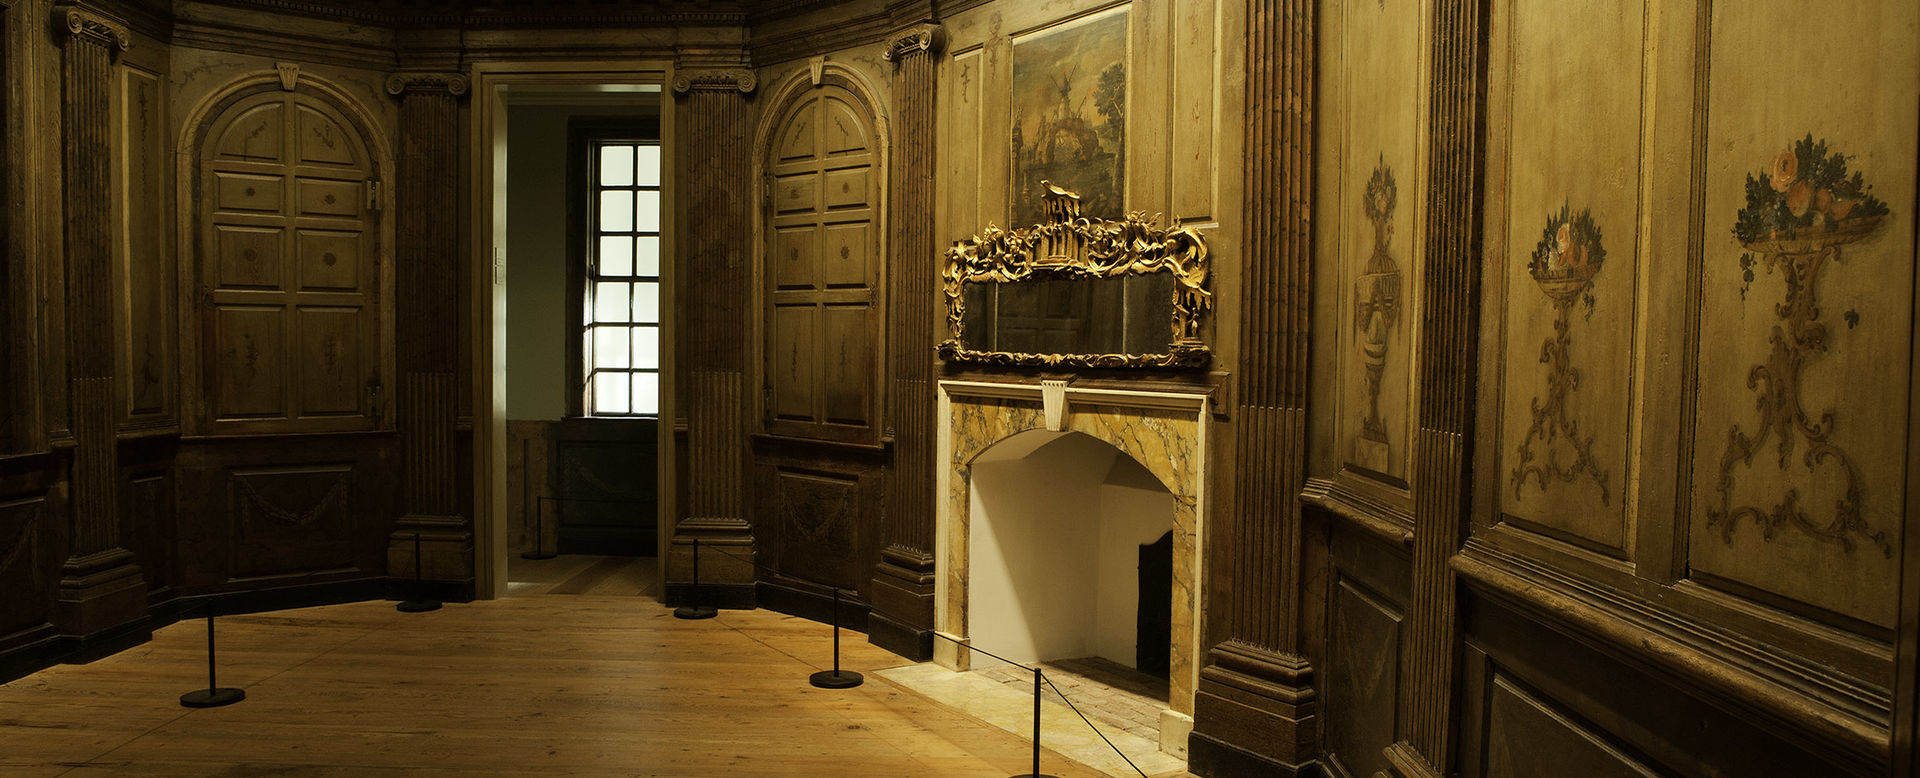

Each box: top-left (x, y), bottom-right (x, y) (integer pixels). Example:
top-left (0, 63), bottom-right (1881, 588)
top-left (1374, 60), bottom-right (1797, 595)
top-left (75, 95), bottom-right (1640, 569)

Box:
top-left (881, 23), bottom-right (945, 62)
top-left (670, 68), bottom-right (756, 95)
top-left (385, 71), bottom-right (470, 98)
top-left (59, 8), bottom-right (130, 52)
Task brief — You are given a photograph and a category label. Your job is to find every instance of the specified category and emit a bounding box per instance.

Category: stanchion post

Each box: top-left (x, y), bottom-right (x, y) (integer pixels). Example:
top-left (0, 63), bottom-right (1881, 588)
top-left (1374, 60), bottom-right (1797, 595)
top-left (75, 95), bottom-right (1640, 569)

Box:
top-left (673, 537), bottom-right (717, 619)
top-left (179, 599), bottom-right (245, 708)
top-left (397, 531), bottom-right (442, 613)
top-left (808, 588), bottom-right (863, 689)
top-left (1011, 665), bottom-right (1057, 778)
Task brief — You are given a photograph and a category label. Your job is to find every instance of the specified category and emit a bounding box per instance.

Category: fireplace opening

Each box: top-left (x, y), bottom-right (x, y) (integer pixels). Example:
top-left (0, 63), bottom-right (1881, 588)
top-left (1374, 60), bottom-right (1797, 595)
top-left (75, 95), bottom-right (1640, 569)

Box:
top-left (967, 430), bottom-right (1175, 676)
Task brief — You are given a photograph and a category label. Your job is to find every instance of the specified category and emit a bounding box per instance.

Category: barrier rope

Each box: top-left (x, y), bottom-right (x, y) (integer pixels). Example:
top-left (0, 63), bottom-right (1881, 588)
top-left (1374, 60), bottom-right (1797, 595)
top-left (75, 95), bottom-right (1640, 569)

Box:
top-left (694, 542), bottom-right (1155, 777)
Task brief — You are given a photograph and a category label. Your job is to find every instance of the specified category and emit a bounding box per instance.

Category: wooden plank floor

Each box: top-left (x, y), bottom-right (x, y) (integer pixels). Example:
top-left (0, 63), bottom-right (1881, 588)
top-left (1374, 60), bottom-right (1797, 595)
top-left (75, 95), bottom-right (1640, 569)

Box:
top-left (0, 597), bottom-right (1113, 777)
top-left (507, 555), bottom-right (658, 596)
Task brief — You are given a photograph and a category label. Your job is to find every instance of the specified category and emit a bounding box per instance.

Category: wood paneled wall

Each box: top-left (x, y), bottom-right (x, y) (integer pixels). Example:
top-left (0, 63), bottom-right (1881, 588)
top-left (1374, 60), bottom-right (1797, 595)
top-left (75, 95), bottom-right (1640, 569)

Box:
top-left (8, 5), bottom-right (1920, 778)
top-left (1293, 1), bottom-right (1920, 777)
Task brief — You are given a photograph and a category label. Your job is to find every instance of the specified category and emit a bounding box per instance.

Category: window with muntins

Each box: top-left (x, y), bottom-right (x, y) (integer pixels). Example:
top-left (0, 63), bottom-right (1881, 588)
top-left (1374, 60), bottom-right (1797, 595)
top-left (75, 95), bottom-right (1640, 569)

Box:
top-left (583, 140), bottom-right (662, 416)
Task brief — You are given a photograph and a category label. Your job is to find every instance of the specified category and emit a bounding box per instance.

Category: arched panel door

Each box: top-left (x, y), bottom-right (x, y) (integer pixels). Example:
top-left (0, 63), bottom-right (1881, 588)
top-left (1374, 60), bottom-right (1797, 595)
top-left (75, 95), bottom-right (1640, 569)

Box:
top-left (764, 85), bottom-right (883, 443)
top-left (193, 89), bottom-right (384, 435)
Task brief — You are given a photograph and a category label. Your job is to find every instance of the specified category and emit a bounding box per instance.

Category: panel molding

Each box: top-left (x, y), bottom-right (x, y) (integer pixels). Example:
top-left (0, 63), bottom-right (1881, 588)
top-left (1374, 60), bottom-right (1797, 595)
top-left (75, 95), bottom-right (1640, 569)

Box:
top-left (1455, 541), bottom-right (1888, 772)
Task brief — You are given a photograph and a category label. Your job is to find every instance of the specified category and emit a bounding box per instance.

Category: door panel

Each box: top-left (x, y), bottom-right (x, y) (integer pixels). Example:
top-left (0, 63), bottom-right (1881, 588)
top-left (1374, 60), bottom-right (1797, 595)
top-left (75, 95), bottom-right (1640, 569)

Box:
top-left (761, 86), bottom-right (880, 443)
top-left (197, 90), bottom-right (382, 436)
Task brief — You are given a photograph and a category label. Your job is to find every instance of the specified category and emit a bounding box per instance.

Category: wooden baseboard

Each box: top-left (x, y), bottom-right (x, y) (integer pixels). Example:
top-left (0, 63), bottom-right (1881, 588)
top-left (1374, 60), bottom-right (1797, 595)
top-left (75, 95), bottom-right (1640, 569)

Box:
top-left (865, 610), bottom-right (932, 661)
top-left (1189, 731), bottom-right (1324, 777)
top-left (1, 577), bottom-right (392, 684)
top-left (756, 580), bottom-right (869, 632)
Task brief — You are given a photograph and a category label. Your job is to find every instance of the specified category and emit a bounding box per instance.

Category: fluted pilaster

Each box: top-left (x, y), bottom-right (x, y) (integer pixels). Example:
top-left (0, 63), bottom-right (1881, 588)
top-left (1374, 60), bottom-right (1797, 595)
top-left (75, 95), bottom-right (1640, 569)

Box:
top-left (1389, 0), bottom-right (1488, 773)
top-left (53, 5), bottom-right (143, 638)
top-left (387, 71), bottom-right (472, 591)
top-left (1191, 0), bottom-right (1319, 773)
top-left (666, 68), bottom-right (757, 605)
top-left (870, 21), bottom-right (944, 660)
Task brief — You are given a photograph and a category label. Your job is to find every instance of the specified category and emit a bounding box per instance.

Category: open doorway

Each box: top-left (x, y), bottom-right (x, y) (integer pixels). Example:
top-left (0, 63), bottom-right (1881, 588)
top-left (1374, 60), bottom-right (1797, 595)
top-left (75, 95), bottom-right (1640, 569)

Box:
top-left (471, 70), bottom-right (677, 602)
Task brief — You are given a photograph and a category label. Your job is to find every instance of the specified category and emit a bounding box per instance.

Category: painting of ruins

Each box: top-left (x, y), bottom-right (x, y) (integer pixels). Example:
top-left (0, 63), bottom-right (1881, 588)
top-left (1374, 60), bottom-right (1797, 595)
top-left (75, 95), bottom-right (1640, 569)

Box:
top-left (1010, 8), bottom-right (1127, 226)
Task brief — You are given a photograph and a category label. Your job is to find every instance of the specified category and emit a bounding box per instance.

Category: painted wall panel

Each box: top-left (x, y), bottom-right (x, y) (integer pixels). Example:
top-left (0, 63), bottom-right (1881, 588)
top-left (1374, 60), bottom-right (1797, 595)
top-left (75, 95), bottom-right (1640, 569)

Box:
top-left (1494, 0), bottom-right (1643, 553)
top-left (1688, 1), bottom-right (1918, 628)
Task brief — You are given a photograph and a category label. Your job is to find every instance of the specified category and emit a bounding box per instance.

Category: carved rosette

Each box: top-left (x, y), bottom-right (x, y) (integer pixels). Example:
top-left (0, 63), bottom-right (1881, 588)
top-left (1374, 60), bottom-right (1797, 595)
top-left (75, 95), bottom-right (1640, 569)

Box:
top-left (882, 23), bottom-right (946, 62)
top-left (60, 9), bottom-right (131, 52)
top-left (671, 69), bottom-right (756, 95)
top-left (940, 184), bottom-right (1214, 369)
top-left (384, 71), bottom-right (470, 97)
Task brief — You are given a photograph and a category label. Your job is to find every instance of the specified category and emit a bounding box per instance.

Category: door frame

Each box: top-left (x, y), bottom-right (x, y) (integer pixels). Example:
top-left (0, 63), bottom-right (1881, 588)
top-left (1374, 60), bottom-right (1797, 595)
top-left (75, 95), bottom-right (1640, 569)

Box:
top-left (469, 63), bottom-right (677, 600)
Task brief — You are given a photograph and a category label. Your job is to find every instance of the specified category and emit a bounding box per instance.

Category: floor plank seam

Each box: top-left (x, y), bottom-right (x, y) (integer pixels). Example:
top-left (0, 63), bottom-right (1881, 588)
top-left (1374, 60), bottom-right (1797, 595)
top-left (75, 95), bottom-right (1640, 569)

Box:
top-left (67, 613), bottom-right (396, 772)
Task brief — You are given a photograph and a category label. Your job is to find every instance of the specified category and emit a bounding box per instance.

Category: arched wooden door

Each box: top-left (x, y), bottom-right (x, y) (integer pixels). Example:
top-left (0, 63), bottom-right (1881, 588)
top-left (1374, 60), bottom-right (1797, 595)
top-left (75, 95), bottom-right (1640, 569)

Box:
top-left (193, 88), bottom-right (384, 436)
top-left (763, 84), bottom-right (882, 443)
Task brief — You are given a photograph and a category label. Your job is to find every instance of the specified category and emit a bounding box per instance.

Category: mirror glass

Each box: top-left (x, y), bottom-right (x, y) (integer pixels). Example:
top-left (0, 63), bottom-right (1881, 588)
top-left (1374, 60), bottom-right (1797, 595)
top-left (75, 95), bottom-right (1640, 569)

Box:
top-left (959, 274), bottom-right (1177, 357)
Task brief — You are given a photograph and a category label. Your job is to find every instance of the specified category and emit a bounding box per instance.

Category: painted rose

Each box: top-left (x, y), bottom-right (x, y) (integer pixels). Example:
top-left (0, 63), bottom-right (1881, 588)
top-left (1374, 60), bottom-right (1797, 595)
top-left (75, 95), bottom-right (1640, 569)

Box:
top-left (1787, 178), bottom-right (1814, 217)
top-left (1769, 149), bottom-right (1798, 193)
top-left (1555, 223), bottom-right (1573, 268)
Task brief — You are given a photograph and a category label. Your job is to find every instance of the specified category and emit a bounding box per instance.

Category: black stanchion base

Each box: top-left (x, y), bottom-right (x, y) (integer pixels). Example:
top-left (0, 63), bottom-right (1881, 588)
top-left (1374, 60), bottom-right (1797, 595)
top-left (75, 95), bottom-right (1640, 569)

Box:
top-left (674, 605), bottom-right (717, 620)
top-left (179, 687), bottom-right (245, 708)
top-left (1009, 774), bottom-right (1059, 778)
top-left (520, 550), bottom-right (558, 560)
top-left (396, 599), bottom-right (442, 613)
top-left (809, 669), bottom-right (864, 689)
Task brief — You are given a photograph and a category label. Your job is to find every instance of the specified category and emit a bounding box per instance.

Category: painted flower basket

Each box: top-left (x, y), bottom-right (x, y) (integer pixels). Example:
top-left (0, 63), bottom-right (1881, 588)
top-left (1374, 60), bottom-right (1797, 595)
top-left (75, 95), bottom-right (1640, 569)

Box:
top-left (1528, 204), bottom-right (1606, 304)
top-left (1739, 214), bottom-right (1883, 256)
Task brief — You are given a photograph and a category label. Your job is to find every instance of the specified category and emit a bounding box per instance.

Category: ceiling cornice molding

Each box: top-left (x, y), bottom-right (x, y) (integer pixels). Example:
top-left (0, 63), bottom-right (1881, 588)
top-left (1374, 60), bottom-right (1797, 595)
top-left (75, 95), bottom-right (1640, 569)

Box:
top-left (180, 0), bottom-right (856, 29)
top-left (748, 7), bottom-right (889, 68)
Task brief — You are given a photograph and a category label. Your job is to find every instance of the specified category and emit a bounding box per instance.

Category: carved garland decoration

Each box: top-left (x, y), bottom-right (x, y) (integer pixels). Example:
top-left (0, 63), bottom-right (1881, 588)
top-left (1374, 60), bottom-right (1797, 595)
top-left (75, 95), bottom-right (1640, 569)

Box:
top-left (236, 473), bottom-right (351, 532)
top-left (939, 183), bottom-right (1212, 368)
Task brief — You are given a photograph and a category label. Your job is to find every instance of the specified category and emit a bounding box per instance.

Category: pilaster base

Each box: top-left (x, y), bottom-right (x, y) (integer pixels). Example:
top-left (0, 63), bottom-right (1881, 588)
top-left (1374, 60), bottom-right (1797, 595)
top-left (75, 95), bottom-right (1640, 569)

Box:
top-left (868, 545), bottom-right (934, 660)
top-left (1380, 741), bottom-right (1443, 778)
top-left (1190, 641), bottom-right (1321, 777)
top-left (54, 549), bottom-right (146, 642)
top-left (388, 518), bottom-right (475, 601)
top-left (667, 517), bottom-right (755, 609)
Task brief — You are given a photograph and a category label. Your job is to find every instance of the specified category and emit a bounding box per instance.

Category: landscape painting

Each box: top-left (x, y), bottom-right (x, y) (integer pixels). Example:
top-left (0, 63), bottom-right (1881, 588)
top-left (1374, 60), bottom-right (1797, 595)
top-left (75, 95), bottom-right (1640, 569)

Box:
top-left (1010, 8), bottom-right (1128, 226)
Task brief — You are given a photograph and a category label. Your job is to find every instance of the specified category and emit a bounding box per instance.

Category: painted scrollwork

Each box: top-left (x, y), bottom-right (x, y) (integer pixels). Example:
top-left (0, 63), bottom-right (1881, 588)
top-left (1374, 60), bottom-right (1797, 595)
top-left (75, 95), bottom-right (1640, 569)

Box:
top-left (1707, 136), bottom-right (1894, 556)
top-left (1511, 203), bottom-right (1612, 505)
top-left (939, 183), bottom-right (1212, 368)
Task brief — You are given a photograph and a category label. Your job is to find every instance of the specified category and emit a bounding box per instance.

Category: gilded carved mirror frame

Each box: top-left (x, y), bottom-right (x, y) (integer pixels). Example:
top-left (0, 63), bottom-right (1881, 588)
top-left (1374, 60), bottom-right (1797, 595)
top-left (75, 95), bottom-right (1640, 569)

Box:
top-left (939, 184), bottom-right (1213, 368)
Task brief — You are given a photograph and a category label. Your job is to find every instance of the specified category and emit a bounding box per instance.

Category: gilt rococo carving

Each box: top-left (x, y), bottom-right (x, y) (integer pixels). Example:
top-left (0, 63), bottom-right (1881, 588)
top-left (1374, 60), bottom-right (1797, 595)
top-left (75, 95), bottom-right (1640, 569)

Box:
top-left (939, 183), bottom-right (1212, 368)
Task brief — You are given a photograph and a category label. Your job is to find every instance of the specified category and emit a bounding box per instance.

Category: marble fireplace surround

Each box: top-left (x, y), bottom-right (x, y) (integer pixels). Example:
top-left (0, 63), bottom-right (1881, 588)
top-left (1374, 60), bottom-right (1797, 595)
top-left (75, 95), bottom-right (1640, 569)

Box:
top-left (935, 379), bottom-right (1208, 755)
